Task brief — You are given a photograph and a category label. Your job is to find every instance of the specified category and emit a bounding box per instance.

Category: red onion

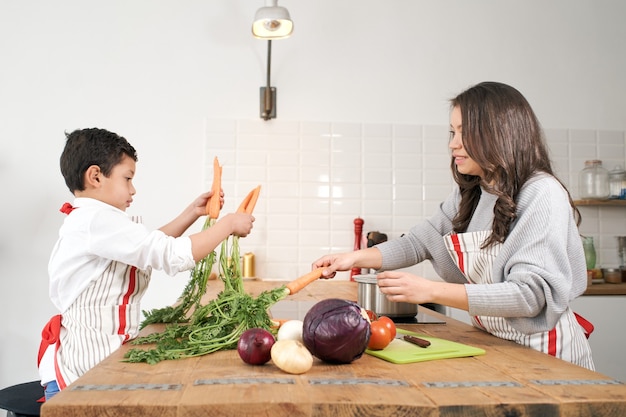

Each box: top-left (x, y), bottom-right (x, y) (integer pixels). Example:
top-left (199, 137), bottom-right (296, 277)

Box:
top-left (237, 328), bottom-right (276, 365)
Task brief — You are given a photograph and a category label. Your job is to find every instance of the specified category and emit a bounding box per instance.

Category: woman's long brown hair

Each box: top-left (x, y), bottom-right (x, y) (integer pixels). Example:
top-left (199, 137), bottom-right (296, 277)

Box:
top-left (449, 82), bottom-right (580, 247)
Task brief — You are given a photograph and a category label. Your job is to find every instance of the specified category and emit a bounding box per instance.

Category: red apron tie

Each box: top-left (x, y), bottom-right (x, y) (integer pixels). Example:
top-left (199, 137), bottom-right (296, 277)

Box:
top-left (37, 314), bottom-right (63, 402)
top-left (60, 202), bottom-right (76, 214)
top-left (38, 315), bottom-right (62, 366)
top-left (574, 312), bottom-right (594, 339)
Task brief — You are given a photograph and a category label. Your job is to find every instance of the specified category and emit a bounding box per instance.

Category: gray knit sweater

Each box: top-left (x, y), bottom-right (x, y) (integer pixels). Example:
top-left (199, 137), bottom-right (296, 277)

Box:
top-left (376, 173), bottom-right (587, 335)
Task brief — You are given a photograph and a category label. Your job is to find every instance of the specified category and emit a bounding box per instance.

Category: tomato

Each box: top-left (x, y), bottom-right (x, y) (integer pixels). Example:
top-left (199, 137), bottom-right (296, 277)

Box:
top-left (378, 316), bottom-right (396, 340)
top-left (365, 309), bottom-right (378, 322)
top-left (368, 322), bottom-right (392, 350)
top-left (367, 316), bottom-right (396, 350)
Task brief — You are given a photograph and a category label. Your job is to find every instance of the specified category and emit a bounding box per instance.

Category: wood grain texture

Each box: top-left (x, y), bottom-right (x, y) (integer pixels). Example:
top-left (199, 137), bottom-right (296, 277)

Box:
top-left (583, 282), bottom-right (626, 295)
top-left (42, 281), bottom-right (626, 417)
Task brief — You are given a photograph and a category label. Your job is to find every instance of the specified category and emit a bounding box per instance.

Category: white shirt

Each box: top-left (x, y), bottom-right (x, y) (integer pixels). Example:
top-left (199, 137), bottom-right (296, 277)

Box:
top-left (41, 197), bottom-right (196, 385)
top-left (48, 197), bottom-right (195, 312)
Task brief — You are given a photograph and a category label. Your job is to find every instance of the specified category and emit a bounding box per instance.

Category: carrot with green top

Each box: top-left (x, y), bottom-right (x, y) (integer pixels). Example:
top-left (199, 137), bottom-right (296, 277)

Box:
top-left (127, 266), bottom-right (326, 363)
top-left (206, 157), bottom-right (222, 219)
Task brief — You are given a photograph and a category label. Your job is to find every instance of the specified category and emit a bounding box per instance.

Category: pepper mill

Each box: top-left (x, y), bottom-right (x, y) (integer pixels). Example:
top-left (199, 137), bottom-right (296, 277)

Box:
top-left (351, 217), bottom-right (364, 281)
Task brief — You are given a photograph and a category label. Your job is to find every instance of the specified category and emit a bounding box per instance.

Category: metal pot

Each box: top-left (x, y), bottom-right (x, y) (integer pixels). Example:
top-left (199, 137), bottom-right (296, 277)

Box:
top-left (354, 274), bottom-right (418, 318)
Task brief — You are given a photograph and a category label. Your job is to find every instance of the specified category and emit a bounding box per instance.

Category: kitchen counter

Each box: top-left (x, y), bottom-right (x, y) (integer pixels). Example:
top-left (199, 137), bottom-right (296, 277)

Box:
top-left (41, 280), bottom-right (626, 417)
top-left (583, 282), bottom-right (626, 295)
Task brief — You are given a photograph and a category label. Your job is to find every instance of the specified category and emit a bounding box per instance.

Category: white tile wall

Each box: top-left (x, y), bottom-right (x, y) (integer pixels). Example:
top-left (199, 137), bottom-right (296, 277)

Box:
top-left (206, 120), bottom-right (626, 281)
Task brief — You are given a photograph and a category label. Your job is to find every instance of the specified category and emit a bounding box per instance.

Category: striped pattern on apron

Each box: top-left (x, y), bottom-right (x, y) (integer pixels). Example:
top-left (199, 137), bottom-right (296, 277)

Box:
top-left (54, 262), bottom-right (150, 388)
top-left (39, 207), bottom-right (152, 390)
top-left (444, 230), bottom-right (594, 370)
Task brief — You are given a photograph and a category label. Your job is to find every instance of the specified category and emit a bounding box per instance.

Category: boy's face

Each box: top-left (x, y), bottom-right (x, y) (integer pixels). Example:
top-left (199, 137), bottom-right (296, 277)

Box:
top-left (98, 155), bottom-right (137, 211)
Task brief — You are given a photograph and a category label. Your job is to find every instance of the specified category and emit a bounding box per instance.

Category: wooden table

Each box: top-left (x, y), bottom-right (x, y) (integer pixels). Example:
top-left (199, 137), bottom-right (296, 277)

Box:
top-left (41, 280), bottom-right (626, 417)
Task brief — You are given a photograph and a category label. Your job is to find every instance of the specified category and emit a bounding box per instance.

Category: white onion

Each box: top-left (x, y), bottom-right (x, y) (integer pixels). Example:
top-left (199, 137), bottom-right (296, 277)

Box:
top-left (271, 339), bottom-right (313, 374)
top-left (276, 319), bottom-right (304, 342)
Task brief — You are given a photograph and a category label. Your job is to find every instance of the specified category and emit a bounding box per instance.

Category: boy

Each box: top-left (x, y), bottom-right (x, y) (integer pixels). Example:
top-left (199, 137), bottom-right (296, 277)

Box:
top-left (38, 128), bottom-right (254, 399)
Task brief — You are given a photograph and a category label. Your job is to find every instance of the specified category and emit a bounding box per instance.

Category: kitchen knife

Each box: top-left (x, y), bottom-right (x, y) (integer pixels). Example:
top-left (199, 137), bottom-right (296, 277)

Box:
top-left (396, 333), bottom-right (431, 348)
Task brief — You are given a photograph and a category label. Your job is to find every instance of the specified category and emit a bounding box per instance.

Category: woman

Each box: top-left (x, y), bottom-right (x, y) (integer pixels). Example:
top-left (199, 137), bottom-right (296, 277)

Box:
top-left (313, 82), bottom-right (594, 369)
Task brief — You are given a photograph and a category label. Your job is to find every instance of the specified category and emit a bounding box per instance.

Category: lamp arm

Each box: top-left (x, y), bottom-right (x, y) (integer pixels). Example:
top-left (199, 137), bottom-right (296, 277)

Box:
top-left (265, 40), bottom-right (272, 112)
top-left (266, 39), bottom-right (272, 88)
top-left (259, 39), bottom-right (276, 121)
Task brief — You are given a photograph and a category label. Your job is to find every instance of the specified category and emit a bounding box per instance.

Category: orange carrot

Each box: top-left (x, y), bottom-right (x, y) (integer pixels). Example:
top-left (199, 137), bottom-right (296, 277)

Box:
top-left (245, 185), bottom-right (261, 214)
top-left (285, 268), bottom-right (324, 295)
top-left (206, 157), bottom-right (222, 219)
top-left (270, 318), bottom-right (290, 330)
top-left (236, 185), bottom-right (262, 214)
top-left (236, 188), bottom-right (254, 213)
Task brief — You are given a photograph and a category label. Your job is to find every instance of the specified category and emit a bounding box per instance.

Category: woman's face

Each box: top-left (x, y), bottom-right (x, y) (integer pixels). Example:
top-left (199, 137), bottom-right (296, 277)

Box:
top-left (449, 105), bottom-right (485, 178)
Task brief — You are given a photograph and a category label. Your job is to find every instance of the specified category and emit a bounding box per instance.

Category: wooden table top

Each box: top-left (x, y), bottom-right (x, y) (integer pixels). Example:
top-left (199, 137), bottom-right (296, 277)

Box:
top-left (583, 281), bottom-right (626, 295)
top-left (41, 280), bottom-right (626, 417)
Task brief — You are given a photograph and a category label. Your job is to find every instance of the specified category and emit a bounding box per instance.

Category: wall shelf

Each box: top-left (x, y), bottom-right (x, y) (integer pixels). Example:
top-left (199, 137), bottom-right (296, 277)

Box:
top-left (574, 199), bottom-right (626, 207)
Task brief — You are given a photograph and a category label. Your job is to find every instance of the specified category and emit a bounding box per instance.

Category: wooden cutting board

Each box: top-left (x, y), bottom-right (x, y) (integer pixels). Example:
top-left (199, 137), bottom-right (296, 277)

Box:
top-left (366, 328), bottom-right (485, 364)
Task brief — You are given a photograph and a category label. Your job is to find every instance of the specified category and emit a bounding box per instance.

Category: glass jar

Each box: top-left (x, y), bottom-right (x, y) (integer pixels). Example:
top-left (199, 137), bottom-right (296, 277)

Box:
top-left (581, 236), bottom-right (596, 270)
top-left (578, 160), bottom-right (610, 200)
top-left (608, 165), bottom-right (626, 200)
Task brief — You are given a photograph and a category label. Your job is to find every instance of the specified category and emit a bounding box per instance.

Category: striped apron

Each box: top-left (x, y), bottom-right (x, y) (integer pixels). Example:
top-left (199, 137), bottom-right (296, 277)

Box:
top-left (38, 208), bottom-right (151, 389)
top-left (444, 230), bottom-right (594, 370)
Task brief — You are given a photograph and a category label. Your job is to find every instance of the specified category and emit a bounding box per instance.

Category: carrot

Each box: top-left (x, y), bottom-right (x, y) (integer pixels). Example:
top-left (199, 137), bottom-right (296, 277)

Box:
top-left (206, 157), bottom-right (222, 219)
top-left (236, 188), bottom-right (254, 213)
top-left (244, 185), bottom-right (261, 214)
top-left (285, 268), bottom-right (324, 295)
top-left (237, 185), bottom-right (262, 214)
top-left (270, 318), bottom-right (290, 330)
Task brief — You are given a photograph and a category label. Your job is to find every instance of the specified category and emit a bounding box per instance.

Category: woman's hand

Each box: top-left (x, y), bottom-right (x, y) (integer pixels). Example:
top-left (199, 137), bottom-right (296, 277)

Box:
top-left (312, 247), bottom-right (383, 279)
top-left (376, 271), bottom-right (431, 304)
top-left (312, 252), bottom-right (358, 278)
top-left (377, 270), bottom-right (469, 311)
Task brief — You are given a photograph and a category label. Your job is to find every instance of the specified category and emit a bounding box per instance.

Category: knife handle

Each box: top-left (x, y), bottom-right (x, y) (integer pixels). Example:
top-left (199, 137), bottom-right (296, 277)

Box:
top-left (403, 335), bottom-right (431, 348)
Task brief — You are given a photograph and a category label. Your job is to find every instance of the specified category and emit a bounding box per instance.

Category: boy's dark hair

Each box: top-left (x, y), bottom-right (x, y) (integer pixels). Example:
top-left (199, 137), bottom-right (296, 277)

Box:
top-left (60, 128), bottom-right (138, 193)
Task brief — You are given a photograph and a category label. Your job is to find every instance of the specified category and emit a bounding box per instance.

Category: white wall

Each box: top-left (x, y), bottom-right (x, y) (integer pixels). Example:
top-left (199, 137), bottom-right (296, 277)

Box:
top-left (1, 0), bottom-right (625, 393)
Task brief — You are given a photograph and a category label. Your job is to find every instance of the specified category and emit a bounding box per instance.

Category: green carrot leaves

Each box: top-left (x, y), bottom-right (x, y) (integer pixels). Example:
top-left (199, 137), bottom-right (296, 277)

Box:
top-left (125, 220), bottom-right (288, 364)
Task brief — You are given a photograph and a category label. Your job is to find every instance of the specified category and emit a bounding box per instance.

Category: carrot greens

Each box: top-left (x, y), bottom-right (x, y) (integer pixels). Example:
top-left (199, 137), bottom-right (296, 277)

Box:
top-left (124, 177), bottom-right (320, 365)
top-left (125, 229), bottom-right (289, 364)
top-left (124, 181), bottom-right (294, 364)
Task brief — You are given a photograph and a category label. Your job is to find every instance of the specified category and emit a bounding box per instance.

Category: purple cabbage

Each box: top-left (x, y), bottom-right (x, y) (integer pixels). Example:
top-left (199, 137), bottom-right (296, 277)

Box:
top-left (302, 298), bottom-right (371, 364)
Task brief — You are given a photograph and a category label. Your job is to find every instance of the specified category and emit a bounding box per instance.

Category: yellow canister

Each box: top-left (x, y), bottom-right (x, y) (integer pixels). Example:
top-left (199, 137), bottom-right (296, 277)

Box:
top-left (242, 252), bottom-right (255, 278)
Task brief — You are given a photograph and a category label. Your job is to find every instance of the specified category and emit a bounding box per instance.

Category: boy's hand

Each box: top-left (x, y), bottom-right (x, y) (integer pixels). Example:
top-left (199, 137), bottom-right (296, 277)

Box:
top-left (194, 190), bottom-right (224, 218)
top-left (223, 213), bottom-right (255, 237)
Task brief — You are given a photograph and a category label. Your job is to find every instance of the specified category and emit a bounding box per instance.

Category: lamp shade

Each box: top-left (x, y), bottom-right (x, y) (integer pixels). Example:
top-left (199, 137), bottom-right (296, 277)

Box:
top-left (252, 0), bottom-right (293, 39)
